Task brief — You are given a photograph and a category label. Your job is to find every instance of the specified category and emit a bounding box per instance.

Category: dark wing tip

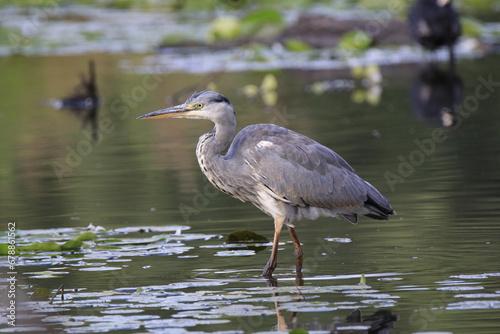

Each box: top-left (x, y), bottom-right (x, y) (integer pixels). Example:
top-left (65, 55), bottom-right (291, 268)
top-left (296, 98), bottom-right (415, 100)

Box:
top-left (363, 195), bottom-right (396, 220)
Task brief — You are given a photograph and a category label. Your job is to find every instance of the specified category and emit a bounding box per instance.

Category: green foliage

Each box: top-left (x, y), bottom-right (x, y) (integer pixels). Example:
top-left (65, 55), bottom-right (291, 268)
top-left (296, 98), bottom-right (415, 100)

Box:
top-left (208, 16), bottom-right (242, 42)
top-left (461, 17), bottom-right (483, 38)
top-left (459, 0), bottom-right (499, 12)
top-left (225, 230), bottom-right (269, 243)
top-left (241, 9), bottom-right (285, 39)
top-left (338, 30), bottom-right (373, 52)
top-left (19, 242), bottom-right (62, 251)
top-left (75, 231), bottom-right (98, 241)
top-left (285, 39), bottom-right (312, 52)
top-left (0, 244), bottom-right (19, 255)
top-left (289, 329), bottom-right (309, 334)
top-left (18, 238), bottom-right (84, 252)
top-left (61, 240), bottom-right (84, 250)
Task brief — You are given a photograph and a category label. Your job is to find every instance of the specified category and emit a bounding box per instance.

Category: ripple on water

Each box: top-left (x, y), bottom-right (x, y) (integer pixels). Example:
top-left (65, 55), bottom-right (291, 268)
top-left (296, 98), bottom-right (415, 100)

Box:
top-left (454, 293), bottom-right (500, 298)
top-left (101, 308), bottom-right (145, 314)
top-left (446, 300), bottom-right (500, 310)
top-left (437, 286), bottom-right (485, 291)
top-left (214, 250), bottom-right (256, 256)
top-left (79, 266), bottom-right (122, 272)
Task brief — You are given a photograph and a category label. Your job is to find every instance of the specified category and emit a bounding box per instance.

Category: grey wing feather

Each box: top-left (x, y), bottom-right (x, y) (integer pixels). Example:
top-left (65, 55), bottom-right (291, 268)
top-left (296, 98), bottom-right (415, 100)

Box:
top-left (228, 124), bottom-right (393, 219)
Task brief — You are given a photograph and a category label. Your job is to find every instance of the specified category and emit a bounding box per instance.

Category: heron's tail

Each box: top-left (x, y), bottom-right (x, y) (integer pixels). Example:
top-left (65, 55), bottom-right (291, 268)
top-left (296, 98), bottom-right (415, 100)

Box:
top-left (363, 185), bottom-right (396, 220)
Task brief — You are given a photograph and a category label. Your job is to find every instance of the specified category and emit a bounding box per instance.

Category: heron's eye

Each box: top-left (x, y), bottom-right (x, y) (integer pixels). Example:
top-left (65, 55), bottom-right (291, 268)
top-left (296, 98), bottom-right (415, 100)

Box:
top-left (195, 103), bottom-right (204, 109)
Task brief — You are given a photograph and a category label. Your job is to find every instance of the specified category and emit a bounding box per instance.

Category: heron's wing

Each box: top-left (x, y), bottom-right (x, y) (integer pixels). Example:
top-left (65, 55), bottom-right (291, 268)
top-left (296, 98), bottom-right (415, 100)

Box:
top-left (231, 124), bottom-right (381, 213)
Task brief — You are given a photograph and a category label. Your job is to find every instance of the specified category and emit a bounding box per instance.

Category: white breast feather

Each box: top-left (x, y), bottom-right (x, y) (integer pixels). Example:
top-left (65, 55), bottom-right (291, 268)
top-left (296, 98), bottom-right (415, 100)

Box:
top-left (256, 186), bottom-right (282, 218)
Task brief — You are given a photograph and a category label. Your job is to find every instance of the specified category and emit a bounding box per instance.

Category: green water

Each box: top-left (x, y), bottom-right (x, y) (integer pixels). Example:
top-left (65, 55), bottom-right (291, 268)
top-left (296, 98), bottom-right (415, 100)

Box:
top-left (1, 54), bottom-right (500, 333)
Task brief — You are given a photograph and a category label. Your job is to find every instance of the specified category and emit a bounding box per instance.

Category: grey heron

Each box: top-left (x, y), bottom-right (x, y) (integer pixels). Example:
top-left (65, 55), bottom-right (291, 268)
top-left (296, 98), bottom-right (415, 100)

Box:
top-left (138, 90), bottom-right (395, 277)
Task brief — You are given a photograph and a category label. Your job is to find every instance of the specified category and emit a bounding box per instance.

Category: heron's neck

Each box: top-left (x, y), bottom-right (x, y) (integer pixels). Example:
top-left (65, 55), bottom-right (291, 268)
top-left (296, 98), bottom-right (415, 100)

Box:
top-left (196, 117), bottom-right (236, 161)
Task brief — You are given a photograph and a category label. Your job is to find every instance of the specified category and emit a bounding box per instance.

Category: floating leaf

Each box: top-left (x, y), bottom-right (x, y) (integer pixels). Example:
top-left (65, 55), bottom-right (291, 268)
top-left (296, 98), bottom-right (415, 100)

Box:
top-left (225, 230), bottom-right (269, 243)
top-left (208, 16), bottom-right (242, 42)
top-left (285, 39), bottom-right (312, 52)
top-left (75, 231), bottom-right (97, 241)
top-left (290, 329), bottom-right (309, 334)
top-left (19, 242), bottom-right (61, 251)
top-left (241, 9), bottom-right (284, 38)
top-left (0, 244), bottom-right (19, 255)
top-left (31, 287), bottom-right (52, 300)
top-left (61, 240), bottom-right (84, 250)
top-left (338, 30), bottom-right (372, 52)
top-left (360, 273), bottom-right (366, 285)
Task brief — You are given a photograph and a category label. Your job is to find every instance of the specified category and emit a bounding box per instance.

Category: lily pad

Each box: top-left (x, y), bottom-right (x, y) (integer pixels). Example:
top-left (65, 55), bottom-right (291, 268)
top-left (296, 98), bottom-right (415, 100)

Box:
top-left (208, 16), bottom-right (242, 42)
top-left (75, 231), bottom-right (97, 241)
top-left (338, 30), bottom-right (373, 52)
top-left (61, 240), bottom-right (84, 250)
top-left (19, 242), bottom-right (62, 251)
top-left (0, 243), bottom-right (19, 255)
top-left (290, 329), bottom-right (310, 334)
top-left (241, 8), bottom-right (284, 39)
top-left (285, 39), bottom-right (312, 52)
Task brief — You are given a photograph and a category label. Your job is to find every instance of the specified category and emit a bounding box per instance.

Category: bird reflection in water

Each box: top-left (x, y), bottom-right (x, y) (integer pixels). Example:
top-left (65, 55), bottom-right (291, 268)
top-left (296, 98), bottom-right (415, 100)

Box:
top-left (268, 271), bottom-right (398, 333)
top-left (42, 60), bottom-right (100, 140)
top-left (410, 62), bottom-right (463, 127)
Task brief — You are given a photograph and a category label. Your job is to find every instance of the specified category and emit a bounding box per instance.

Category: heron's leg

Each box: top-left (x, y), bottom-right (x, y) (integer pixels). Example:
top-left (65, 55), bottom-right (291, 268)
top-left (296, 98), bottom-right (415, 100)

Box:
top-left (262, 215), bottom-right (285, 278)
top-left (287, 226), bottom-right (303, 275)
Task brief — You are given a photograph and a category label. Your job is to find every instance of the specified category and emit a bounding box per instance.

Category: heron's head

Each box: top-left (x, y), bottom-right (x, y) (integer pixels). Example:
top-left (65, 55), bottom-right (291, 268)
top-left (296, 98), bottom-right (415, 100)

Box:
top-left (137, 90), bottom-right (234, 122)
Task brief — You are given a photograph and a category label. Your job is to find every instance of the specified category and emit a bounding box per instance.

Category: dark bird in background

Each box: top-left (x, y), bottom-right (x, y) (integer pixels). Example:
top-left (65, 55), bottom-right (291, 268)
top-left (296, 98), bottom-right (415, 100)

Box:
top-left (410, 63), bottom-right (463, 127)
top-left (42, 60), bottom-right (100, 139)
top-left (408, 0), bottom-right (462, 63)
top-left (138, 91), bottom-right (395, 277)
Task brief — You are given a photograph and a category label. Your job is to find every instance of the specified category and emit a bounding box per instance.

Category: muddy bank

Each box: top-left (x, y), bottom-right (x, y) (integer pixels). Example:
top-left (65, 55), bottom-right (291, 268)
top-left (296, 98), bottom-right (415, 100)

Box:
top-left (280, 14), bottom-right (410, 48)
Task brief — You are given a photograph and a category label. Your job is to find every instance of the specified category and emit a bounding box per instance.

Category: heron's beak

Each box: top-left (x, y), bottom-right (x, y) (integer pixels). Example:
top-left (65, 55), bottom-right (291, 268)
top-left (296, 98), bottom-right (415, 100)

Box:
top-left (437, 0), bottom-right (451, 7)
top-left (137, 104), bottom-right (194, 120)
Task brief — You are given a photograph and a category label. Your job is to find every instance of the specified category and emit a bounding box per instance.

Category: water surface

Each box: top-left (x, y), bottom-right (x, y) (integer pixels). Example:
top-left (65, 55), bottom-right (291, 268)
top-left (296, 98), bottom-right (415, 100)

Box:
top-left (1, 54), bottom-right (500, 333)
